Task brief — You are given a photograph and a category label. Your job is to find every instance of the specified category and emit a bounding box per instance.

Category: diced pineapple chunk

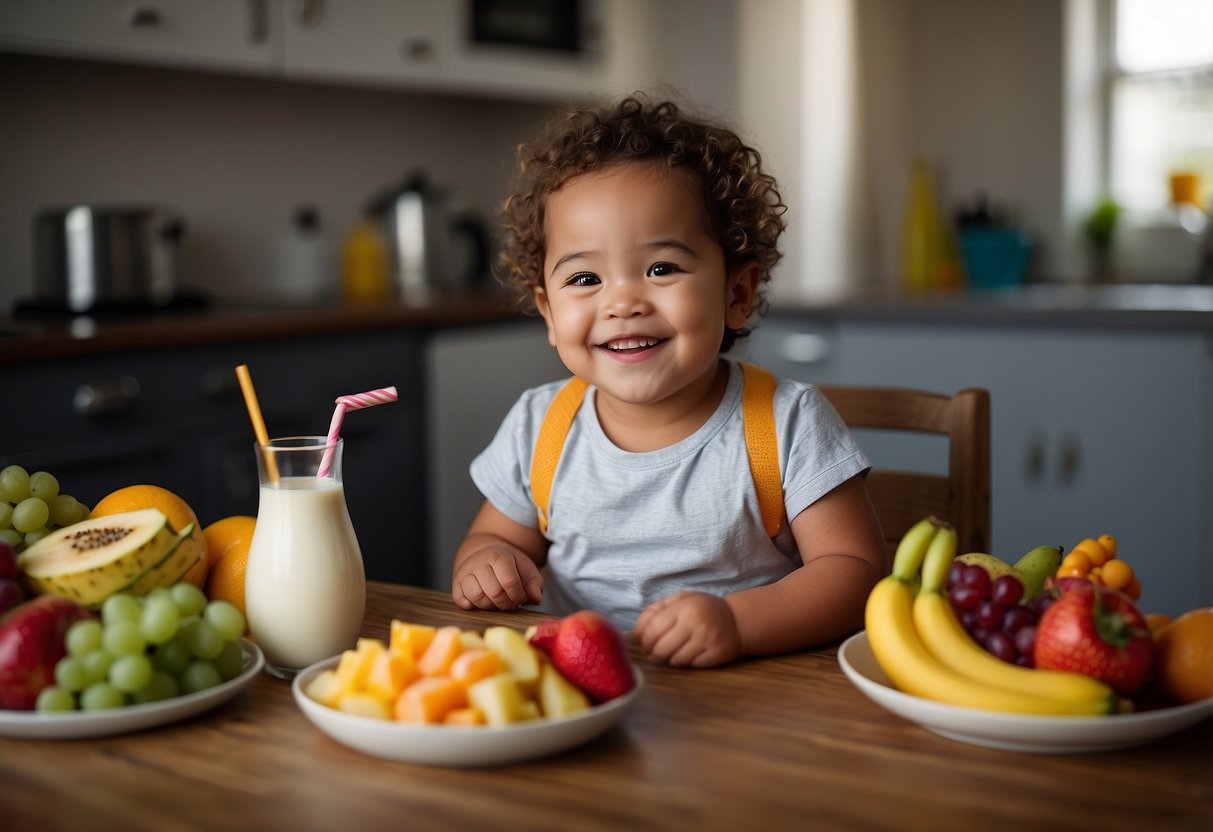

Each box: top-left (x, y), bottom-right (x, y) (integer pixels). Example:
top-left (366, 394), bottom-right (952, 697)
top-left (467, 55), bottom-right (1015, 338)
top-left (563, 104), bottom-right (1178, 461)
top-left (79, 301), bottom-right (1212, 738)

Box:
top-left (338, 692), bottom-right (391, 720)
top-left (458, 630), bottom-right (486, 651)
top-left (483, 627), bottom-right (541, 688)
top-left (365, 649), bottom-right (419, 702)
top-left (443, 707), bottom-right (486, 726)
top-left (517, 700), bottom-right (541, 722)
top-left (304, 669), bottom-right (343, 707)
top-left (417, 625), bottom-right (464, 676)
top-left (449, 648), bottom-right (501, 686)
top-left (538, 662), bottom-right (590, 719)
top-left (389, 621), bottom-right (437, 660)
top-left (394, 676), bottom-right (468, 724)
top-left (467, 673), bottom-right (528, 727)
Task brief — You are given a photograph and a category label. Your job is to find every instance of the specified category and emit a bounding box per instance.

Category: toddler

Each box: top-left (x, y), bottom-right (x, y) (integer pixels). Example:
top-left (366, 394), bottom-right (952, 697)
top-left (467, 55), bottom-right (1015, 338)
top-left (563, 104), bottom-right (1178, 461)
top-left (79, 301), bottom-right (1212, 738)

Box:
top-left (452, 95), bottom-right (886, 668)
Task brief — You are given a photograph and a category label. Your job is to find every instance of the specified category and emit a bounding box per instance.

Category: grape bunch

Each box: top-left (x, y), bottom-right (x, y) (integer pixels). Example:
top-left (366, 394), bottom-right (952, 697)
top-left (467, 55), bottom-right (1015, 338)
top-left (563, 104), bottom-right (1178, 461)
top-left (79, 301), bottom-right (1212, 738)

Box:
top-left (0, 464), bottom-right (90, 552)
top-left (35, 584), bottom-right (248, 713)
top-left (946, 563), bottom-right (1056, 667)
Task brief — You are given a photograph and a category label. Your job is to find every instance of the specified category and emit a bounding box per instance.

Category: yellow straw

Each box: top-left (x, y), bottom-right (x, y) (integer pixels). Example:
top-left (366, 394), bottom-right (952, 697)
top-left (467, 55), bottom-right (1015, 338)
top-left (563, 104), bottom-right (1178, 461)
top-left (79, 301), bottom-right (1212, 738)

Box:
top-left (235, 364), bottom-right (279, 481)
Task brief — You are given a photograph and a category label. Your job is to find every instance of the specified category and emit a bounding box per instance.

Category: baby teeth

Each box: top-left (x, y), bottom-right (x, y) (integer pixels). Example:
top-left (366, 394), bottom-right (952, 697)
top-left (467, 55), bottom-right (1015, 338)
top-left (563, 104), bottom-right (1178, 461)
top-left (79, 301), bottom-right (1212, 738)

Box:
top-left (606, 337), bottom-right (658, 351)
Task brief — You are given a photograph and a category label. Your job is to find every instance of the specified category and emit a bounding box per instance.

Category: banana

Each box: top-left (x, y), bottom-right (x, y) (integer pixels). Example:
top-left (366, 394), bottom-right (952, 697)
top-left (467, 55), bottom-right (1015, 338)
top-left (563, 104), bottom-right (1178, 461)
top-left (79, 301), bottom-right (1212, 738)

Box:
top-left (954, 552), bottom-right (1016, 580)
top-left (911, 526), bottom-right (1113, 709)
top-left (865, 517), bottom-right (1116, 716)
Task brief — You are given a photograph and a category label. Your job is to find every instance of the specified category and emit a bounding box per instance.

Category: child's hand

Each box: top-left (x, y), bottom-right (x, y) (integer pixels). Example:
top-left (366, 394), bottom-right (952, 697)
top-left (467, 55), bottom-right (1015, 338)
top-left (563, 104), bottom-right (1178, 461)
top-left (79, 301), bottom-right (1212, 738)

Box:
top-left (452, 546), bottom-right (544, 611)
top-left (634, 591), bottom-right (741, 668)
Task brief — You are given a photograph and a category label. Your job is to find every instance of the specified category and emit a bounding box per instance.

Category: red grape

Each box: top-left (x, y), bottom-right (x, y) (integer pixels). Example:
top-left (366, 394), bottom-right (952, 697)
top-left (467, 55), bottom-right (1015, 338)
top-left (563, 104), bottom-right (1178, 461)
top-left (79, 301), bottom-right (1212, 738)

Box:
top-left (959, 564), bottom-right (991, 595)
top-left (990, 574), bottom-right (1024, 607)
top-left (949, 585), bottom-right (984, 611)
top-left (985, 631), bottom-right (1017, 663)
top-left (1013, 625), bottom-right (1037, 658)
top-left (947, 561), bottom-right (965, 589)
top-left (976, 600), bottom-right (1004, 630)
top-left (1002, 606), bottom-right (1036, 635)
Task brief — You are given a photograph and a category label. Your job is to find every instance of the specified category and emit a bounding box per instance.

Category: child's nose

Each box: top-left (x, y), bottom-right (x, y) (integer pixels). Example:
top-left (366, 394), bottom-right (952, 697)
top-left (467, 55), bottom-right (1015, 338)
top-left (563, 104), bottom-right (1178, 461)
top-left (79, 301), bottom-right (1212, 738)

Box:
top-left (602, 277), bottom-right (652, 318)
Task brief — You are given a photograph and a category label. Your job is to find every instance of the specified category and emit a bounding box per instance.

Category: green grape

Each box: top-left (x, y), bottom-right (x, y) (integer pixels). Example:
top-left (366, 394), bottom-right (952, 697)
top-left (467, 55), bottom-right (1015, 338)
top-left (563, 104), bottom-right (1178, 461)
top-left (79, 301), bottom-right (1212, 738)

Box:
top-left (23, 527), bottom-right (50, 548)
top-left (169, 583), bottom-right (207, 617)
top-left (0, 465), bottom-right (30, 503)
top-left (153, 634), bottom-right (193, 675)
top-left (11, 497), bottom-right (49, 534)
top-left (141, 594), bottom-right (180, 645)
top-left (214, 640), bottom-right (245, 681)
top-left (36, 686), bottom-right (77, 713)
top-left (130, 671), bottom-right (179, 704)
top-left (82, 649), bottom-right (115, 684)
top-left (74, 502), bottom-right (91, 524)
top-left (28, 471), bottom-right (59, 501)
top-left (145, 586), bottom-right (172, 604)
top-left (204, 600), bottom-right (246, 642)
top-left (66, 619), bottom-right (104, 657)
top-left (186, 618), bottom-right (224, 660)
top-left (54, 655), bottom-right (91, 692)
top-left (179, 661), bottom-right (221, 694)
top-left (80, 682), bottom-right (125, 711)
top-left (101, 593), bottom-right (142, 626)
top-left (0, 502), bottom-right (12, 529)
top-left (0, 529), bottom-right (22, 548)
top-left (103, 621), bottom-right (147, 656)
top-left (109, 653), bottom-right (153, 693)
top-left (48, 494), bottom-right (80, 528)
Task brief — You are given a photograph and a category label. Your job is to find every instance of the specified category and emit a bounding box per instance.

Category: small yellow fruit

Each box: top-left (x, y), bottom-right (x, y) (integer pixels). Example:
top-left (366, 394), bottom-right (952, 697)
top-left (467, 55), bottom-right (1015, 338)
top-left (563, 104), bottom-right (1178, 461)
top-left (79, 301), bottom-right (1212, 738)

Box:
top-left (91, 485), bottom-right (209, 587)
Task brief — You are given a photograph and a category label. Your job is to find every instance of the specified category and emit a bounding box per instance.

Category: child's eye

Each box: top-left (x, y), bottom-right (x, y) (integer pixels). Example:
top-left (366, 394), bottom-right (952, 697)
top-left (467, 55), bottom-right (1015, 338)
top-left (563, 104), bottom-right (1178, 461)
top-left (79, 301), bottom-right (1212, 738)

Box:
top-left (566, 272), bottom-right (600, 287)
top-left (647, 262), bottom-right (680, 277)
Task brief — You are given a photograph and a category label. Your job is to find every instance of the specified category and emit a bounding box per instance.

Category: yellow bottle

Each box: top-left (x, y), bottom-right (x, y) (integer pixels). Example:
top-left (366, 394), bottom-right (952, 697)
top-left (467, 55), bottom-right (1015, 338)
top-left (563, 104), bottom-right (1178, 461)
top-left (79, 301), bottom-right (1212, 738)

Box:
top-left (901, 157), bottom-right (941, 293)
top-left (342, 221), bottom-right (389, 303)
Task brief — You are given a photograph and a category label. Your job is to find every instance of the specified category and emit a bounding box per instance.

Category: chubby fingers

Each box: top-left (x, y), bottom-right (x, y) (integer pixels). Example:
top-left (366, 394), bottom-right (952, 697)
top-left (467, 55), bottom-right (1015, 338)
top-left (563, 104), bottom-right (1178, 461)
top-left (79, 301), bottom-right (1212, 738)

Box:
top-left (454, 559), bottom-right (534, 610)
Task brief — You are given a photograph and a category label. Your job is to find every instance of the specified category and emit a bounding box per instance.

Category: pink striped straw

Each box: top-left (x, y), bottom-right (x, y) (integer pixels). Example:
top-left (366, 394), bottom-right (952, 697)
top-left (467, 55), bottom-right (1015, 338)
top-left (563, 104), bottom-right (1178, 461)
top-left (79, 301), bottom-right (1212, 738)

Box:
top-left (317, 386), bottom-right (398, 477)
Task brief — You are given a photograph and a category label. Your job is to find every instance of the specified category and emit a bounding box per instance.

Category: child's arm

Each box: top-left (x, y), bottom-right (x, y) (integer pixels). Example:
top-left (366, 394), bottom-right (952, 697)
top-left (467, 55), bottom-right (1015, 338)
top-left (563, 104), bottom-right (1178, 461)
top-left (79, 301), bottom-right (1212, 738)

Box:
top-left (635, 475), bottom-right (887, 667)
top-left (451, 501), bottom-right (549, 611)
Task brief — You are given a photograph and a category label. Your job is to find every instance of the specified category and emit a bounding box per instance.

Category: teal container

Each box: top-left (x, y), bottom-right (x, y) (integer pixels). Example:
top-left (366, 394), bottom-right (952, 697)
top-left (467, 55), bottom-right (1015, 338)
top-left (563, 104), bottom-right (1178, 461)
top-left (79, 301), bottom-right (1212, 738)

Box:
top-left (959, 228), bottom-right (1032, 289)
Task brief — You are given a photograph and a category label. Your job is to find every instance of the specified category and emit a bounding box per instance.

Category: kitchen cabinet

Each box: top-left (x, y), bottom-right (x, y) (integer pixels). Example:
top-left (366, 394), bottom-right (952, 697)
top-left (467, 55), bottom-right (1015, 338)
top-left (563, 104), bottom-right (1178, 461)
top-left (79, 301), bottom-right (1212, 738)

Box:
top-left (0, 329), bottom-right (429, 587)
top-left (744, 316), bottom-right (1213, 617)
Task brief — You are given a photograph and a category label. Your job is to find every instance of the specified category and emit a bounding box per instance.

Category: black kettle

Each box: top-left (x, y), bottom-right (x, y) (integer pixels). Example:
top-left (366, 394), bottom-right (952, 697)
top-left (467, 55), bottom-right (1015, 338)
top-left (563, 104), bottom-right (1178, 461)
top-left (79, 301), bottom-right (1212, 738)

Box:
top-left (368, 173), bottom-right (490, 303)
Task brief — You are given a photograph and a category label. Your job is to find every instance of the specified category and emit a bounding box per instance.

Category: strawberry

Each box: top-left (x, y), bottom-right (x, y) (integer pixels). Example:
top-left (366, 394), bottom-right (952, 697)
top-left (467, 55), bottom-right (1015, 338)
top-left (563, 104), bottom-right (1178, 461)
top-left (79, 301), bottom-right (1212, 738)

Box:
top-left (1034, 583), bottom-right (1154, 696)
top-left (0, 594), bottom-right (93, 710)
top-left (529, 611), bottom-right (634, 704)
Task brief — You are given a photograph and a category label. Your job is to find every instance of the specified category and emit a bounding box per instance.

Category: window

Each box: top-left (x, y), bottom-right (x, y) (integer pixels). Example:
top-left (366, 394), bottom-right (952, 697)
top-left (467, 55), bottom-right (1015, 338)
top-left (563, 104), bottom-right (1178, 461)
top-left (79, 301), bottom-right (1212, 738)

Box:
top-left (1108, 0), bottom-right (1213, 211)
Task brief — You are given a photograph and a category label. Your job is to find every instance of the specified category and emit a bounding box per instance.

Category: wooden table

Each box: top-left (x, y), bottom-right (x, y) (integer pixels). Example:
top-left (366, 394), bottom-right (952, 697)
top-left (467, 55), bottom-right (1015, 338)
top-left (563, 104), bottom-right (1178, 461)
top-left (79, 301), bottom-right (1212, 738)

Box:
top-left (2, 583), bottom-right (1210, 831)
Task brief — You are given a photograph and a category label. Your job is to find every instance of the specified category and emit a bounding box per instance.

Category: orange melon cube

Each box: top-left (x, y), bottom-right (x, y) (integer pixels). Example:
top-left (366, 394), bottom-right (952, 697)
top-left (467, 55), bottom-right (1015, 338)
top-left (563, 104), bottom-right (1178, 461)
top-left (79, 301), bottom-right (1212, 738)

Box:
top-left (449, 648), bottom-right (501, 686)
top-left (417, 626), bottom-right (464, 676)
top-left (333, 647), bottom-right (377, 696)
top-left (303, 669), bottom-right (342, 708)
top-left (443, 707), bottom-right (486, 726)
top-left (337, 692), bottom-right (391, 720)
top-left (389, 621), bottom-right (436, 660)
top-left (365, 649), bottom-right (420, 702)
top-left (394, 676), bottom-right (468, 724)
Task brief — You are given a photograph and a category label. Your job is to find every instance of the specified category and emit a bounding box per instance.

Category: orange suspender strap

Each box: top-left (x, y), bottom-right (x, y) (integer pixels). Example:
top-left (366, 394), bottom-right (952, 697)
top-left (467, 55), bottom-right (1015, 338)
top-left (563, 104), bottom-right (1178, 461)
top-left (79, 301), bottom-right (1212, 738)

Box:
top-left (530, 376), bottom-right (589, 535)
top-left (529, 365), bottom-right (783, 537)
top-left (740, 363), bottom-right (784, 538)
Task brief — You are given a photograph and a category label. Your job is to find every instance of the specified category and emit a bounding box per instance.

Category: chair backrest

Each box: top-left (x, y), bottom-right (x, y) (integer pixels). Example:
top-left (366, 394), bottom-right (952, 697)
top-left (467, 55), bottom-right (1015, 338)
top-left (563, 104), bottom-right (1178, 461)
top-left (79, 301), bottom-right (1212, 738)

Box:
top-left (816, 385), bottom-right (991, 560)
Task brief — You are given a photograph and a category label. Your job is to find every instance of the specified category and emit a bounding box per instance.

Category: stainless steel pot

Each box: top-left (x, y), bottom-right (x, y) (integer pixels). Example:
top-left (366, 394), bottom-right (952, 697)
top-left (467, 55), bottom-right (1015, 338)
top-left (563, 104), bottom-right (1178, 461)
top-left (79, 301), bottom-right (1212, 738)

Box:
top-left (33, 205), bottom-right (186, 312)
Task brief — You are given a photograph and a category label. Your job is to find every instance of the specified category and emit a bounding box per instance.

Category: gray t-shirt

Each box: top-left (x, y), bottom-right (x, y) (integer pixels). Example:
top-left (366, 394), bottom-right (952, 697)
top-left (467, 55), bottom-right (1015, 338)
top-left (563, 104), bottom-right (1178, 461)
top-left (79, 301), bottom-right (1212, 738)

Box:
top-left (469, 359), bottom-right (870, 630)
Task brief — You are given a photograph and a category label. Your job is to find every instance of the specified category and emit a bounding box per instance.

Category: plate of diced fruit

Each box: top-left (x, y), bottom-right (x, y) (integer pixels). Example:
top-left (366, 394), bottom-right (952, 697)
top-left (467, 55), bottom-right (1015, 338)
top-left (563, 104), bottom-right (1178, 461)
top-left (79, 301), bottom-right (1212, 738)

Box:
top-left (293, 611), bottom-right (642, 767)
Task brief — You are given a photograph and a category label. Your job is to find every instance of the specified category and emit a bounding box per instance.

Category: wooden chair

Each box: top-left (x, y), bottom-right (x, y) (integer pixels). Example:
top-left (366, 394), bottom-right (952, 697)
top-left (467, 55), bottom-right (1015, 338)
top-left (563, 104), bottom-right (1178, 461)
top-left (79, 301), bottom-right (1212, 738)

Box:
top-left (816, 385), bottom-right (991, 560)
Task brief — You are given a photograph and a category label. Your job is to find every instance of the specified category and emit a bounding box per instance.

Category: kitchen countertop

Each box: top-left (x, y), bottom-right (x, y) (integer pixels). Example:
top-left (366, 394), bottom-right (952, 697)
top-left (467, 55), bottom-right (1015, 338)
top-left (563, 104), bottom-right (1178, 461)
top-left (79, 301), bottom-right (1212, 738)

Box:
top-left (0, 291), bottom-right (525, 364)
top-left (1, 582), bottom-right (1209, 831)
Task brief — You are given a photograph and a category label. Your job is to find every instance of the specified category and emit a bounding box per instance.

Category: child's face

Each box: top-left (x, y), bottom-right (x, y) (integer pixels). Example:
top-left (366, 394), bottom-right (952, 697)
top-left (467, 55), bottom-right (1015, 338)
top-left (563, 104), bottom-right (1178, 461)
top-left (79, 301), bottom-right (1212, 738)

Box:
top-left (535, 162), bottom-right (758, 409)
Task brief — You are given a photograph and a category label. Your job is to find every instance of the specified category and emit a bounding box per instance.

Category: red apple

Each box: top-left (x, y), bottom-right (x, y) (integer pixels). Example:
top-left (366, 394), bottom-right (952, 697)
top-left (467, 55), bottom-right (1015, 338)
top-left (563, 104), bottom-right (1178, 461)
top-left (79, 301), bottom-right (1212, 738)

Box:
top-left (0, 595), bottom-right (94, 710)
top-left (0, 579), bottom-right (24, 616)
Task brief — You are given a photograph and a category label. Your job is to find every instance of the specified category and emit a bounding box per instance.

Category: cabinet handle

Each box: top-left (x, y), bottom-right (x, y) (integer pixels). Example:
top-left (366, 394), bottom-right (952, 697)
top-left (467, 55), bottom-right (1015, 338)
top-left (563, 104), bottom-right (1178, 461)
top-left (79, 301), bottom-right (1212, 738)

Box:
top-left (246, 0), bottom-right (270, 45)
top-left (127, 6), bottom-right (162, 29)
top-left (294, 0), bottom-right (324, 29)
top-left (1024, 429), bottom-right (1046, 485)
top-left (74, 377), bottom-right (140, 417)
top-left (1057, 431), bottom-right (1082, 487)
top-left (401, 37), bottom-right (434, 61)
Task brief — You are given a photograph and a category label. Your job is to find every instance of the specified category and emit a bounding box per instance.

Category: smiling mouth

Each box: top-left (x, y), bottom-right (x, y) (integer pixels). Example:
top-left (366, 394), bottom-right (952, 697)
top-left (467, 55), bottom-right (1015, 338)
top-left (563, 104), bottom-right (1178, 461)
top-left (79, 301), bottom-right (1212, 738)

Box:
top-left (601, 336), bottom-right (666, 353)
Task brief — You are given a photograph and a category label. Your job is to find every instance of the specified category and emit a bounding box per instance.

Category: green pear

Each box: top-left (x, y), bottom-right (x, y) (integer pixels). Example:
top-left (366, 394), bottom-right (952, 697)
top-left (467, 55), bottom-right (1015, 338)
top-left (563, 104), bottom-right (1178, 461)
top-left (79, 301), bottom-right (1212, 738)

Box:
top-left (954, 552), bottom-right (1016, 580)
top-left (1012, 545), bottom-right (1063, 599)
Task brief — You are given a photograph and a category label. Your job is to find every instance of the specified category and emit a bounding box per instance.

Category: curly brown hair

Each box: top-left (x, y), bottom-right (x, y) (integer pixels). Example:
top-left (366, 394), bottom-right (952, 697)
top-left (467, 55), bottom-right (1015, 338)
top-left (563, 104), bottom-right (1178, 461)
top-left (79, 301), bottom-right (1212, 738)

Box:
top-left (498, 95), bottom-right (786, 351)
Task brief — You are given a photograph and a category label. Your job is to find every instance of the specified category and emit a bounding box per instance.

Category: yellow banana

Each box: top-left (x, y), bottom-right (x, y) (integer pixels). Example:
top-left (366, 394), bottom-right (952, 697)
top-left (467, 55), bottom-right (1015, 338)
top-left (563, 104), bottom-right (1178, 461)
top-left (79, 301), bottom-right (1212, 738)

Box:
top-left (911, 522), bottom-right (1115, 711)
top-left (864, 519), bottom-right (1115, 716)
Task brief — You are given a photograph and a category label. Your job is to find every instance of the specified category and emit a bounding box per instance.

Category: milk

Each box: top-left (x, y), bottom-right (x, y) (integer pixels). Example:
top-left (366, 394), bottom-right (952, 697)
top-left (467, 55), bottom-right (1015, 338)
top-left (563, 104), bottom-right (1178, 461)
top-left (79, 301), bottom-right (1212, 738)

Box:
top-left (245, 476), bottom-right (366, 677)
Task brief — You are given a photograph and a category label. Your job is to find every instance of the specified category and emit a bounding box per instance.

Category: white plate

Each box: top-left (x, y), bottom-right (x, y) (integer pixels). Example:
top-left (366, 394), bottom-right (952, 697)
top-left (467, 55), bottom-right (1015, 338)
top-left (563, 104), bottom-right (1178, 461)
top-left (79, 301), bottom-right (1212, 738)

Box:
top-left (0, 639), bottom-right (264, 740)
top-left (838, 631), bottom-right (1213, 754)
top-left (292, 654), bottom-right (642, 767)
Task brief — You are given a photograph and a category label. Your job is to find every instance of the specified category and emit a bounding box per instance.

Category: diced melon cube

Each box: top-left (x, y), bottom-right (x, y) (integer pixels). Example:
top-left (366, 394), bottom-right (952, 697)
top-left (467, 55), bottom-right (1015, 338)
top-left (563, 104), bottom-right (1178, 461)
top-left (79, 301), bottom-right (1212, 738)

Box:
top-left (449, 648), bottom-right (501, 686)
top-left (389, 621), bottom-right (436, 660)
top-left (538, 662), bottom-right (591, 719)
top-left (394, 676), bottom-right (468, 724)
top-left (483, 627), bottom-right (541, 688)
top-left (518, 700), bottom-right (541, 722)
top-left (417, 625), bottom-right (464, 676)
top-left (467, 673), bottom-right (528, 727)
top-left (337, 692), bottom-right (391, 720)
top-left (356, 637), bottom-right (387, 655)
top-left (443, 707), bottom-right (486, 726)
top-left (304, 669), bottom-right (343, 708)
top-left (365, 649), bottom-right (420, 702)
top-left (334, 647), bottom-right (378, 696)
top-left (459, 630), bottom-right (486, 651)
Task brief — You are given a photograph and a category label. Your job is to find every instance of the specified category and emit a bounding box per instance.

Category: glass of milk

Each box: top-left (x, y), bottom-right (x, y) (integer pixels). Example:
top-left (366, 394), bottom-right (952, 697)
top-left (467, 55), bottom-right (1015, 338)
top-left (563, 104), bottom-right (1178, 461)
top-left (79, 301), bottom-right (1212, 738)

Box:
top-left (245, 436), bottom-right (366, 679)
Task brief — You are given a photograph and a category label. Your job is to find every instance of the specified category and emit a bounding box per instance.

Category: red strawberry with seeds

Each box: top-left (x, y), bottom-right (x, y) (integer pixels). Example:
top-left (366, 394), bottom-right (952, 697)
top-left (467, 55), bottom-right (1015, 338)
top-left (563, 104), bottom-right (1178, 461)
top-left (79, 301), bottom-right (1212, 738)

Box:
top-left (1034, 583), bottom-right (1154, 696)
top-left (0, 594), bottom-right (94, 710)
top-left (530, 611), bottom-right (634, 704)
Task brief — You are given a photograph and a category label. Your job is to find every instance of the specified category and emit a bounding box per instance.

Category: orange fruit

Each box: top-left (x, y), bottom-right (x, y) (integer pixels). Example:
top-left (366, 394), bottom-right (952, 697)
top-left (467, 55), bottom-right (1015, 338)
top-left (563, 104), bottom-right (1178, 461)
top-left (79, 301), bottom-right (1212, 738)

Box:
top-left (1097, 533), bottom-right (1118, 558)
top-left (1060, 549), bottom-right (1092, 573)
top-left (90, 484), bottom-right (210, 588)
top-left (1154, 608), bottom-right (1213, 704)
top-left (1145, 612), bottom-right (1174, 639)
top-left (1072, 537), bottom-right (1111, 567)
top-left (203, 515), bottom-right (256, 620)
top-left (1100, 558), bottom-right (1135, 592)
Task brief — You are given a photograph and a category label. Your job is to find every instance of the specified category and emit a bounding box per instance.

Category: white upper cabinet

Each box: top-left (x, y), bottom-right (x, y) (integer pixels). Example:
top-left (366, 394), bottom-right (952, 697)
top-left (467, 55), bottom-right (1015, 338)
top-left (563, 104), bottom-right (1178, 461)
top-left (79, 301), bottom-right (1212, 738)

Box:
top-left (0, 0), bottom-right (279, 73)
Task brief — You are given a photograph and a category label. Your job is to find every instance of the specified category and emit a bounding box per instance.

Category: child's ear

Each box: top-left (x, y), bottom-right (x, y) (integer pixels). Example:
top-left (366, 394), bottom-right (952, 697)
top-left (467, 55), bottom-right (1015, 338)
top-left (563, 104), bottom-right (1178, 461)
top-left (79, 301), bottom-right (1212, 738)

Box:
top-left (725, 263), bottom-right (761, 329)
top-left (534, 284), bottom-right (558, 347)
